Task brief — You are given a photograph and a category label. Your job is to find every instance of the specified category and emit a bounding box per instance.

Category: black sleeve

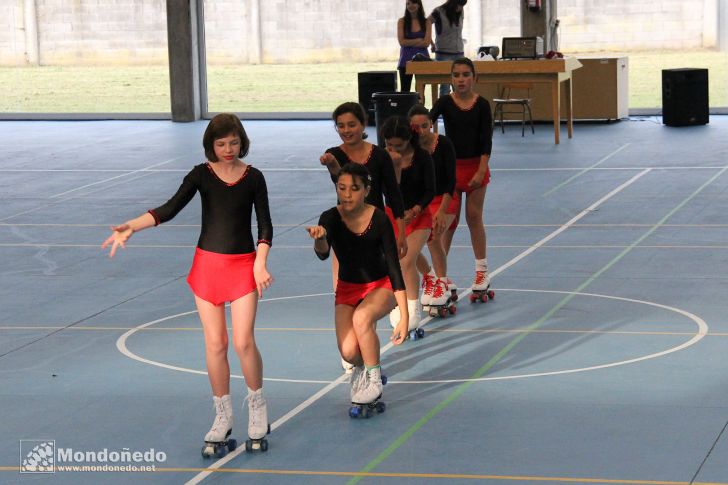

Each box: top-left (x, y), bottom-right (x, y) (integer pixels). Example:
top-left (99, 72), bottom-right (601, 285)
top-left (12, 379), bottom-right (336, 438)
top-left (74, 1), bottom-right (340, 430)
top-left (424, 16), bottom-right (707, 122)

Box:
top-left (314, 209), bottom-right (334, 260)
top-left (379, 149), bottom-right (405, 219)
top-left (478, 97), bottom-right (493, 156)
top-left (326, 147), bottom-right (346, 184)
top-left (148, 166), bottom-right (200, 225)
top-left (417, 149), bottom-right (436, 209)
top-left (376, 210), bottom-right (405, 291)
top-left (252, 169), bottom-right (273, 247)
top-left (440, 135), bottom-right (457, 195)
top-left (430, 96), bottom-right (444, 124)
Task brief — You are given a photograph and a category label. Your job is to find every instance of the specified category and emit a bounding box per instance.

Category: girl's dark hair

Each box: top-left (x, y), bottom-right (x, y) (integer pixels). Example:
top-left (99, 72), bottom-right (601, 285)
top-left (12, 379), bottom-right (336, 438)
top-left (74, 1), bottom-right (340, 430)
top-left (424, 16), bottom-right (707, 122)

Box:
top-left (381, 115), bottom-right (420, 147)
top-left (332, 102), bottom-right (368, 127)
top-left (442, 0), bottom-right (467, 27)
top-left (407, 103), bottom-right (430, 118)
top-left (337, 162), bottom-right (372, 189)
top-left (403, 0), bottom-right (427, 35)
top-left (203, 113), bottom-right (250, 161)
top-left (451, 56), bottom-right (476, 76)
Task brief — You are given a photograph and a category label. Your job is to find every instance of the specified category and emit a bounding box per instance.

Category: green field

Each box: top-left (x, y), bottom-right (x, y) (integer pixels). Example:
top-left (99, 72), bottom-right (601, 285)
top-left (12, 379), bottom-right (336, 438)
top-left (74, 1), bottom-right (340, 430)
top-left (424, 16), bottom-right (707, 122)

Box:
top-left (2, 50), bottom-right (726, 113)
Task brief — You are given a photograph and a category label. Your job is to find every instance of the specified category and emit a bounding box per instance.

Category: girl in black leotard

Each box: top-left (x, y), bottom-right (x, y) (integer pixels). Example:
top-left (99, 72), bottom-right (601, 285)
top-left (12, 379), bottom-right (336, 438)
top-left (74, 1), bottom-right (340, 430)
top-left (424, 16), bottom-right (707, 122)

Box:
top-left (307, 163), bottom-right (409, 406)
top-left (430, 57), bottom-right (494, 297)
top-left (102, 113), bottom-right (272, 453)
top-left (380, 115), bottom-right (435, 331)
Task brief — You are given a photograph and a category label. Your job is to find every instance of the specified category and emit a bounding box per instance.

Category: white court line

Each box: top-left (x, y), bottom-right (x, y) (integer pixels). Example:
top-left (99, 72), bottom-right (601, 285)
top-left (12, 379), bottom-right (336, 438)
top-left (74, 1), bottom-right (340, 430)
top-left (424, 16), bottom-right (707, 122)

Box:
top-left (49, 156), bottom-right (188, 198)
top-left (543, 143), bottom-right (631, 196)
top-left (3, 222), bottom-right (728, 228)
top-left (182, 169), bottom-right (652, 484)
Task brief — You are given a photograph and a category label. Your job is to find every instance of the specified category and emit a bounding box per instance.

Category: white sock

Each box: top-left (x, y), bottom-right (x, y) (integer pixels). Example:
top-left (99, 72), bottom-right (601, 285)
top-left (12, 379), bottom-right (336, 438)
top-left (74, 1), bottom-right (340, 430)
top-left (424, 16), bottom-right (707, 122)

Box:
top-left (475, 258), bottom-right (488, 272)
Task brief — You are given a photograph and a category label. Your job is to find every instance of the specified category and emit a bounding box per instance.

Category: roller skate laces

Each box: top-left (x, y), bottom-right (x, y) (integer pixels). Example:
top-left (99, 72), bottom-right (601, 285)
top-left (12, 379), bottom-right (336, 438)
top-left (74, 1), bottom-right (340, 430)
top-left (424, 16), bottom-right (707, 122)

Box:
top-left (420, 273), bottom-right (435, 307)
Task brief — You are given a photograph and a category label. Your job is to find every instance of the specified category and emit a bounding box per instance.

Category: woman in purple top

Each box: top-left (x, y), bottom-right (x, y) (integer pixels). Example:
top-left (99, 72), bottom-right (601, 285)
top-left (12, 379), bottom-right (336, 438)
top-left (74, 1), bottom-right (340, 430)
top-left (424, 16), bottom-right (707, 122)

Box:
top-left (397, 0), bottom-right (432, 92)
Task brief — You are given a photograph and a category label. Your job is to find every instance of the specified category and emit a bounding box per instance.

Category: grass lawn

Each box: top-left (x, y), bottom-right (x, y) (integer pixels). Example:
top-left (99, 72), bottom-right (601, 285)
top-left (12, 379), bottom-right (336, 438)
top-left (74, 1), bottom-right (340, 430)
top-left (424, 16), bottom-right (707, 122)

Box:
top-left (2, 50), bottom-right (726, 113)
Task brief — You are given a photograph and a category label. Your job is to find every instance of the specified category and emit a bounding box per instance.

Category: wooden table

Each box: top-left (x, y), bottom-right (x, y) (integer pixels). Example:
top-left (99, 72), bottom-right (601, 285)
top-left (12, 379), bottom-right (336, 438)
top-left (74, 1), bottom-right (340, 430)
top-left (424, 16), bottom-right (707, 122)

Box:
top-left (406, 58), bottom-right (582, 144)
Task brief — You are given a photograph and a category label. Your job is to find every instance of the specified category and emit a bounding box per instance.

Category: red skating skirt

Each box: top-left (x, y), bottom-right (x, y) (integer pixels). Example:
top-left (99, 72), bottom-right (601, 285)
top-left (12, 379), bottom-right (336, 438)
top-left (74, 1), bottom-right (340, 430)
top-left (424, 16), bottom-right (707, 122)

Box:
top-left (455, 157), bottom-right (491, 193)
top-left (187, 247), bottom-right (256, 306)
top-left (335, 276), bottom-right (393, 306)
top-left (427, 193), bottom-right (460, 217)
top-left (384, 206), bottom-right (433, 240)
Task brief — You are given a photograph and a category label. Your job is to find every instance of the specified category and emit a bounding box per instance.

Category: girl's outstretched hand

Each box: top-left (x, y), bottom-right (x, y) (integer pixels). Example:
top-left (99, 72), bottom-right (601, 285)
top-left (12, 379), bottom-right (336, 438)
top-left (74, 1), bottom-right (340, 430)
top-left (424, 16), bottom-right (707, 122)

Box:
top-left (391, 318), bottom-right (409, 345)
top-left (101, 224), bottom-right (133, 258)
top-left (306, 225), bottom-right (326, 240)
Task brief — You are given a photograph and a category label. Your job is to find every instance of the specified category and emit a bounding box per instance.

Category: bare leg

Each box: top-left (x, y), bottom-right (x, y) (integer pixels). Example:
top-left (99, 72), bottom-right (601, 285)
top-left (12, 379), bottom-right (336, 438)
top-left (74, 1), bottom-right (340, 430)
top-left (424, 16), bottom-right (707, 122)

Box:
top-left (399, 229), bottom-right (430, 301)
top-left (465, 185), bottom-right (487, 260)
top-left (428, 214), bottom-right (456, 277)
top-left (337, 289), bottom-right (395, 367)
top-left (195, 296), bottom-right (231, 397)
top-left (230, 290), bottom-right (263, 390)
top-left (416, 252), bottom-right (431, 276)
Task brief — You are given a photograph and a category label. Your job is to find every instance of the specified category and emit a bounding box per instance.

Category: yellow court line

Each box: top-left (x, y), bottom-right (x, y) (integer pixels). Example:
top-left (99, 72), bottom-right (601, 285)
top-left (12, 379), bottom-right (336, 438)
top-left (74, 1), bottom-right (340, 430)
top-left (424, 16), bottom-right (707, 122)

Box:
top-left (1, 466), bottom-right (724, 484)
top-left (2, 325), bottom-right (728, 337)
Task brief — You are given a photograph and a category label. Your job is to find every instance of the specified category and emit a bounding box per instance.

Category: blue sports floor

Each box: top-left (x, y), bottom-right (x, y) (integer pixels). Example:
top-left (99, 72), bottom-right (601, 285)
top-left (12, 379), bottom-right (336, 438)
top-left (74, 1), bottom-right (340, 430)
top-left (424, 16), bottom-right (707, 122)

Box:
top-left (1, 117), bottom-right (728, 484)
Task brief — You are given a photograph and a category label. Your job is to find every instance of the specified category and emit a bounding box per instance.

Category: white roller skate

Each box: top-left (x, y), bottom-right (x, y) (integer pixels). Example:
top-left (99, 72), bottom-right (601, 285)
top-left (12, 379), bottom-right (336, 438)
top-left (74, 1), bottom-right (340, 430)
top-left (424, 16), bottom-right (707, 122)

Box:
top-left (469, 270), bottom-right (495, 303)
top-left (245, 388), bottom-right (270, 452)
top-left (420, 273), bottom-right (435, 312)
top-left (349, 366), bottom-right (386, 418)
top-left (428, 278), bottom-right (457, 318)
top-left (407, 299), bottom-right (425, 340)
top-left (341, 357), bottom-right (355, 374)
top-left (349, 365), bottom-right (366, 401)
top-left (447, 277), bottom-right (459, 301)
top-left (201, 395), bottom-right (237, 459)
top-left (388, 304), bottom-right (400, 329)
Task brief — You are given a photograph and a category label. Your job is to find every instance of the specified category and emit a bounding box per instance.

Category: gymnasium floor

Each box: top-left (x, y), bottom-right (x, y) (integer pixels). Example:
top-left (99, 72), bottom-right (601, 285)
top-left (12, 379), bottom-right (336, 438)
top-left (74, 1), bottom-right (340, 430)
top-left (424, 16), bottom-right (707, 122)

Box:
top-left (1, 116), bottom-right (727, 484)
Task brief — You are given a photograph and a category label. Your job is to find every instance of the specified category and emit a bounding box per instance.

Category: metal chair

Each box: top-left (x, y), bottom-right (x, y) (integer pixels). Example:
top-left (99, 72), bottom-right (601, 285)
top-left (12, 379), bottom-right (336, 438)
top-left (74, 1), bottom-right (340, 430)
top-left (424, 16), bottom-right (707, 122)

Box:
top-left (493, 82), bottom-right (535, 136)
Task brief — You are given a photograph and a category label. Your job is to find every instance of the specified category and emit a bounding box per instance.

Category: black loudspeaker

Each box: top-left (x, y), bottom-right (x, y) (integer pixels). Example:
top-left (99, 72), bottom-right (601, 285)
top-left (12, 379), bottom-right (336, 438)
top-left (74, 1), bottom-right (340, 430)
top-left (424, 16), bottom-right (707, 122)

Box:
top-left (358, 71), bottom-right (397, 126)
top-left (662, 68), bottom-right (709, 127)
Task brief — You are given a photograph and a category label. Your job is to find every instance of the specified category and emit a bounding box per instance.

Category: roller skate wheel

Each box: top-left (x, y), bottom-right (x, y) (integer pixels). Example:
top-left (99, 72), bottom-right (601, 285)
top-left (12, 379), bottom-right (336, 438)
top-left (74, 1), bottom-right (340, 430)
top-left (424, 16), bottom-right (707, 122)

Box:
top-left (375, 401), bottom-right (386, 413)
top-left (381, 375), bottom-right (388, 386)
top-left (363, 407), bottom-right (373, 419)
top-left (349, 405), bottom-right (362, 418)
top-left (448, 304), bottom-right (457, 315)
top-left (450, 291), bottom-right (458, 301)
top-left (487, 290), bottom-right (495, 299)
top-left (469, 294), bottom-right (477, 303)
top-left (437, 307), bottom-right (447, 318)
top-left (214, 444), bottom-right (226, 458)
top-left (201, 445), bottom-right (214, 459)
top-left (227, 439), bottom-right (237, 452)
top-left (245, 438), bottom-right (268, 452)
top-left (416, 328), bottom-right (425, 338)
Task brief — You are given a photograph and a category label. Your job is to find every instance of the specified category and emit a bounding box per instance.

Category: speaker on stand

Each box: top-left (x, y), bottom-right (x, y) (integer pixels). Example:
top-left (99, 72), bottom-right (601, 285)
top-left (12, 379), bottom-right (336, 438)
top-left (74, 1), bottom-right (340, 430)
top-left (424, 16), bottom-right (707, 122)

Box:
top-left (662, 68), bottom-right (709, 127)
top-left (358, 71), bottom-right (398, 126)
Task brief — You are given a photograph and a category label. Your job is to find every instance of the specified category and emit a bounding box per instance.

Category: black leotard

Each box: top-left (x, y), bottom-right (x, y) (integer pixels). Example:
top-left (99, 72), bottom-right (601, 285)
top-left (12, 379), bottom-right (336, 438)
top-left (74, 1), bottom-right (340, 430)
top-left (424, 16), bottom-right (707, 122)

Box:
top-left (430, 95), bottom-right (493, 158)
top-left (326, 144), bottom-right (405, 218)
top-left (400, 147), bottom-right (435, 210)
top-left (149, 163), bottom-right (272, 254)
top-left (315, 206), bottom-right (405, 291)
top-left (431, 134), bottom-right (457, 196)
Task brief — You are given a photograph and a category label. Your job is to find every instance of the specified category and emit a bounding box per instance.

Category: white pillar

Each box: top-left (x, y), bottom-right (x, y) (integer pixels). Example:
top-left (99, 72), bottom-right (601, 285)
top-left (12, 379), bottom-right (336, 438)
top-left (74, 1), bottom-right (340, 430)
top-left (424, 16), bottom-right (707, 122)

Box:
top-left (703, 0), bottom-right (718, 48)
top-left (23, 0), bottom-right (39, 65)
top-left (249, 0), bottom-right (262, 64)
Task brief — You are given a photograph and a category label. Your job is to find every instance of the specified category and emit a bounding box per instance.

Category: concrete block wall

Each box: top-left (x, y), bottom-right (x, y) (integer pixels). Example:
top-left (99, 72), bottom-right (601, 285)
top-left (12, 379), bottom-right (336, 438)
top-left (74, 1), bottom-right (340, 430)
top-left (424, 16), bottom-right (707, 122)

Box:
top-left (0, 0), bottom-right (719, 66)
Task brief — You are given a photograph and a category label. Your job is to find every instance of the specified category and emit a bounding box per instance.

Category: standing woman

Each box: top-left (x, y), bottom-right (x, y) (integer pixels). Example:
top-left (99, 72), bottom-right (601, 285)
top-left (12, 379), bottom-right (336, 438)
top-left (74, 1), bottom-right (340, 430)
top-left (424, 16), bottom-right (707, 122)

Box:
top-left (430, 57), bottom-right (494, 301)
top-left (307, 163), bottom-right (409, 412)
top-left (397, 0), bottom-right (432, 92)
top-left (430, 0), bottom-right (467, 97)
top-left (407, 104), bottom-right (459, 312)
top-left (380, 116), bottom-right (435, 333)
top-left (102, 114), bottom-right (273, 455)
